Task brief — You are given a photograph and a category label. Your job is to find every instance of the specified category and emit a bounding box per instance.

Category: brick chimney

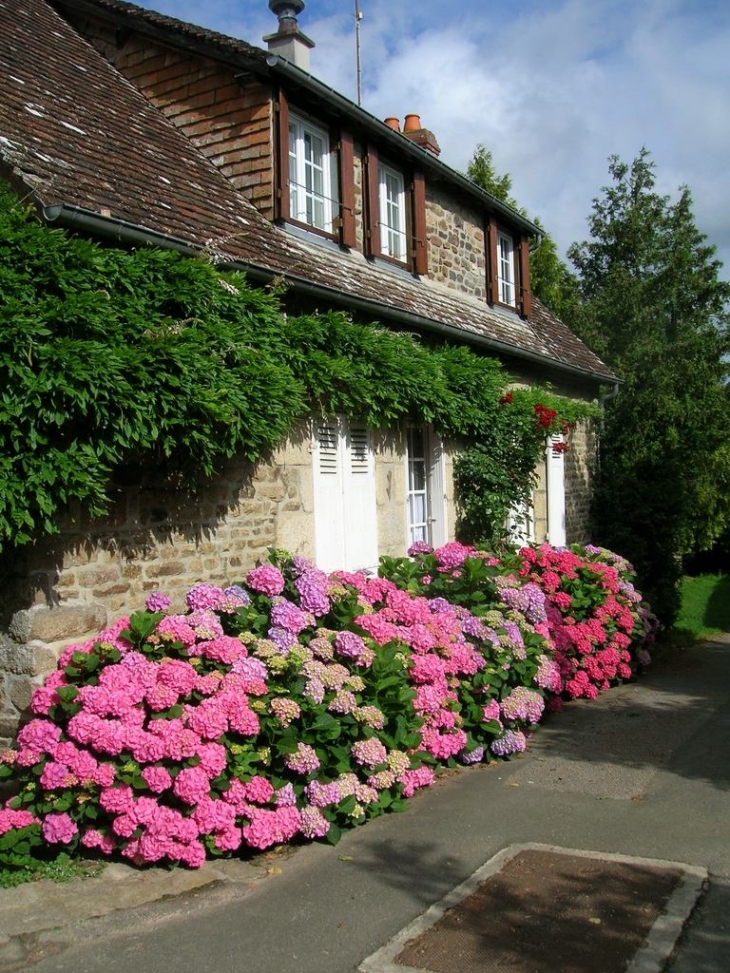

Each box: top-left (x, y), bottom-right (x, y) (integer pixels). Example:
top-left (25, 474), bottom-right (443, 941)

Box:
top-left (402, 113), bottom-right (441, 156)
top-left (264, 1), bottom-right (315, 72)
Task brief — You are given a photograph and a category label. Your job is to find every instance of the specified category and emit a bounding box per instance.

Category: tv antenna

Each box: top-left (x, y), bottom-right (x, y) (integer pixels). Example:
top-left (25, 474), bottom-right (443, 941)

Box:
top-left (355, 0), bottom-right (363, 105)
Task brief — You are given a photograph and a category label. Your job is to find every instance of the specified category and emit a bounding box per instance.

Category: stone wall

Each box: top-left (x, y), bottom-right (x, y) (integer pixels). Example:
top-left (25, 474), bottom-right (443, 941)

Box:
top-left (425, 186), bottom-right (487, 299)
top-left (0, 424), bottom-right (457, 743)
top-left (564, 419), bottom-right (597, 544)
top-left (0, 435), bottom-right (308, 744)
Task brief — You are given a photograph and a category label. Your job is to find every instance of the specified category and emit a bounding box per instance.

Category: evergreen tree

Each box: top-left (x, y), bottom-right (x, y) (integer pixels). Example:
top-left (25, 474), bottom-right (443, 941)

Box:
top-left (568, 150), bottom-right (730, 624)
top-left (466, 144), bottom-right (517, 207)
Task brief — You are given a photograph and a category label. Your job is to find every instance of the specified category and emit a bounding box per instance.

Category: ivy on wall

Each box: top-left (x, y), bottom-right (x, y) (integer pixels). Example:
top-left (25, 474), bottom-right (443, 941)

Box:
top-left (0, 185), bottom-right (593, 551)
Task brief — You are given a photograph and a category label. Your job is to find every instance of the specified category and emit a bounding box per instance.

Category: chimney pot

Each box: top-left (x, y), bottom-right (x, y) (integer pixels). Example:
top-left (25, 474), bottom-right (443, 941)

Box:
top-left (265, 0), bottom-right (314, 71)
top-left (402, 114), bottom-right (441, 156)
top-left (384, 116), bottom-right (401, 132)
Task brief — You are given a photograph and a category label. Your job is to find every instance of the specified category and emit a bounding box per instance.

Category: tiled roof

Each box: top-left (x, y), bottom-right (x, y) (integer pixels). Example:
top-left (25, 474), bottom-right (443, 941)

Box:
top-left (0, 0), bottom-right (616, 385)
top-left (59, 0), bottom-right (269, 68)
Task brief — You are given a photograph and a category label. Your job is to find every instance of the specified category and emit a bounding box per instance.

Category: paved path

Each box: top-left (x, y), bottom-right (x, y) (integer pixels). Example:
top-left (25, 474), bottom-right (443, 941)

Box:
top-left (1, 637), bottom-right (728, 972)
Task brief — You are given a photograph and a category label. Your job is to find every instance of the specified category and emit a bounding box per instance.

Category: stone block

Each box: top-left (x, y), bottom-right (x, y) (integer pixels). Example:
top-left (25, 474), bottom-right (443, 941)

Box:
top-left (144, 561), bottom-right (186, 579)
top-left (8, 676), bottom-right (33, 714)
top-left (9, 605), bottom-right (107, 644)
top-left (78, 565), bottom-right (121, 589)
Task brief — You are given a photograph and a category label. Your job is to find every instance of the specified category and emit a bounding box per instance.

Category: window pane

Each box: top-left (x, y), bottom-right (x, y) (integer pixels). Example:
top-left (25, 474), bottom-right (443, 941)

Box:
top-left (379, 163), bottom-right (407, 261)
top-left (498, 232), bottom-right (515, 305)
top-left (409, 493), bottom-right (426, 527)
top-left (289, 115), bottom-right (333, 232)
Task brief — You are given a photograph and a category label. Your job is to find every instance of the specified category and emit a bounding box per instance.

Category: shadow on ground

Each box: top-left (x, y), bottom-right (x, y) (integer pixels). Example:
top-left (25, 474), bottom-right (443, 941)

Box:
top-left (517, 641), bottom-right (730, 792)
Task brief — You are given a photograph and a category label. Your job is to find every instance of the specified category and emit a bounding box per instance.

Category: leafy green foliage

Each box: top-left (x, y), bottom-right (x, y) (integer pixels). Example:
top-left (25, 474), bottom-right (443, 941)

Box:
top-left (0, 184), bottom-right (590, 553)
top-left (567, 151), bottom-right (730, 624)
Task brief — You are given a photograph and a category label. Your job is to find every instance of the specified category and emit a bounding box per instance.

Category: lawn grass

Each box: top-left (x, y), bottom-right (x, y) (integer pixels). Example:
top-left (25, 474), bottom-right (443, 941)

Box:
top-left (673, 573), bottom-right (730, 644)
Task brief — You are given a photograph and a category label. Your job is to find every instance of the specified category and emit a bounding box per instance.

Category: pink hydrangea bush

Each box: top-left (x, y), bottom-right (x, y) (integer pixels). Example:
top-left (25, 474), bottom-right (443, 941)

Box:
top-left (0, 543), bottom-right (654, 872)
top-left (345, 552), bottom-right (557, 765)
top-left (0, 564), bottom-right (431, 869)
top-left (379, 541), bottom-right (655, 709)
top-left (502, 544), bottom-right (657, 701)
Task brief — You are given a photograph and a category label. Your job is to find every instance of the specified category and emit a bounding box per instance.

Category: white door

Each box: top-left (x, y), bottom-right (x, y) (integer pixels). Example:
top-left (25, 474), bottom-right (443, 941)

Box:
top-left (313, 417), bottom-right (378, 572)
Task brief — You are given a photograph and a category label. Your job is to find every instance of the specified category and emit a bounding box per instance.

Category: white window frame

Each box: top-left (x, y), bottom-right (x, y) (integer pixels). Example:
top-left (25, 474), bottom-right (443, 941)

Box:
top-left (546, 434), bottom-right (566, 546)
top-left (507, 500), bottom-right (535, 547)
top-left (288, 114), bottom-right (336, 233)
top-left (498, 231), bottom-right (516, 307)
top-left (378, 163), bottom-right (407, 261)
top-left (405, 426), bottom-right (446, 549)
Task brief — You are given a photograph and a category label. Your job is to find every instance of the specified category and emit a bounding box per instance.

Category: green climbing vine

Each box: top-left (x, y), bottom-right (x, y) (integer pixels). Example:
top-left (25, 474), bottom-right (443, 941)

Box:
top-left (0, 184), bottom-right (594, 551)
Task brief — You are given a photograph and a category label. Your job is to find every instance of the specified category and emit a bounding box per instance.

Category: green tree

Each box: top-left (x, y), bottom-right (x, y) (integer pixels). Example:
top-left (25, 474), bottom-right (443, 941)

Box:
top-left (466, 144), bottom-right (517, 207)
top-left (466, 145), bottom-right (579, 318)
top-left (568, 150), bottom-right (730, 624)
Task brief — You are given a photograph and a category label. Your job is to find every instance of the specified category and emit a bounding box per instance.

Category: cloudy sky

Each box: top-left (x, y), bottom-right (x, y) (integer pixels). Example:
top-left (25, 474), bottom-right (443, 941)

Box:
top-left (134, 0), bottom-right (730, 280)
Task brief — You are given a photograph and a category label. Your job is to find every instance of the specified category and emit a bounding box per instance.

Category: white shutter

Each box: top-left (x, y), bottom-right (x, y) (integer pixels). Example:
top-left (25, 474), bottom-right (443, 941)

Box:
top-left (343, 422), bottom-right (378, 570)
top-left (507, 500), bottom-right (535, 547)
top-left (313, 418), bottom-right (346, 571)
top-left (313, 417), bottom-right (377, 572)
top-left (546, 435), bottom-right (566, 546)
top-left (427, 430), bottom-right (447, 547)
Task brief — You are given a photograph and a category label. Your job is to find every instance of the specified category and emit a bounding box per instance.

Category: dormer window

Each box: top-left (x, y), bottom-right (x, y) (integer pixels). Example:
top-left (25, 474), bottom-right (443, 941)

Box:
top-left (274, 88), bottom-right (357, 248)
top-left (379, 163), bottom-right (407, 261)
top-left (365, 146), bottom-right (427, 274)
top-left (487, 219), bottom-right (532, 317)
top-left (288, 113), bottom-right (336, 233)
top-left (497, 231), bottom-right (516, 307)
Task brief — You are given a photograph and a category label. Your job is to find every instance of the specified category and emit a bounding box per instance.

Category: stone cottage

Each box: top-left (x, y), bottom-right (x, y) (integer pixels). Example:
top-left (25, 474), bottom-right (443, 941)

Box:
top-left (0, 0), bottom-right (617, 738)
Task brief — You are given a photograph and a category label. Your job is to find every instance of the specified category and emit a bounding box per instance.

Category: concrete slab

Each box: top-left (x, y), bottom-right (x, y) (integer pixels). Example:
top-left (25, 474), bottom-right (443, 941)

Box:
top-left (359, 844), bottom-right (708, 973)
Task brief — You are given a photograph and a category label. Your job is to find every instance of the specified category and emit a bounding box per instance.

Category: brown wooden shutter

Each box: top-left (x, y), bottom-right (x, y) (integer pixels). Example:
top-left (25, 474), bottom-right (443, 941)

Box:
top-left (274, 86), bottom-right (290, 223)
top-left (486, 216), bottom-right (500, 305)
top-left (338, 130), bottom-right (357, 248)
top-left (411, 170), bottom-right (428, 275)
top-left (364, 145), bottom-right (380, 257)
top-left (518, 235), bottom-right (532, 318)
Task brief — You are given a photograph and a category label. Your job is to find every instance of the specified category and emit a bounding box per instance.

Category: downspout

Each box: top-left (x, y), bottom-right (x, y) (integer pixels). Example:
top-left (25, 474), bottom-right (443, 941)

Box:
top-left (42, 204), bottom-right (616, 386)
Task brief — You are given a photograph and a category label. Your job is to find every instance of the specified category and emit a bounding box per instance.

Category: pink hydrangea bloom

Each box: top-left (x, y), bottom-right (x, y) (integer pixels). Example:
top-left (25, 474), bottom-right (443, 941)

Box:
top-left (300, 806), bottom-right (331, 839)
top-left (243, 776), bottom-right (275, 805)
top-left (173, 766), bottom-right (211, 805)
top-left (284, 743), bottom-right (320, 775)
top-left (242, 806), bottom-right (301, 850)
top-left (400, 766), bottom-right (435, 798)
top-left (41, 812), bottom-right (78, 845)
top-left (245, 565), bottom-right (285, 597)
top-left (186, 584), bottom-right (226, 612)
top-left (351, 738), bottom-right (388, 768)
top-left (141, 766), bottom-right (173, 794)
top-left (0, 808), bottom-right (39, 835)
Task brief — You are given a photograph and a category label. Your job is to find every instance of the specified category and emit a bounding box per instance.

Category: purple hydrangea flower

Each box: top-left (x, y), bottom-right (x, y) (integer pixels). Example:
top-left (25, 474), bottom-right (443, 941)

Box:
top-left (460, 747), bottom-right (485, 765)
top-left (490, 730), bottom-right (527, 757)
top-left (145, 592), bottom-right (172, 613)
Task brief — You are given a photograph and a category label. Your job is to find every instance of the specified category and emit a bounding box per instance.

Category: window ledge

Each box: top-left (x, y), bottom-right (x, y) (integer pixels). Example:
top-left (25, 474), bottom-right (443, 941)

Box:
top-left (281, 220), bottom-right (344, 253)
top-left (366, 254), bottom-right (417, 280)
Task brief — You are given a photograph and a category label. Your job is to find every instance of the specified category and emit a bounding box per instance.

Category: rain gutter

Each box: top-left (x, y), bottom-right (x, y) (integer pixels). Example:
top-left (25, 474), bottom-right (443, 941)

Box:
top-left (42, 203), bottom-right (615, 386)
